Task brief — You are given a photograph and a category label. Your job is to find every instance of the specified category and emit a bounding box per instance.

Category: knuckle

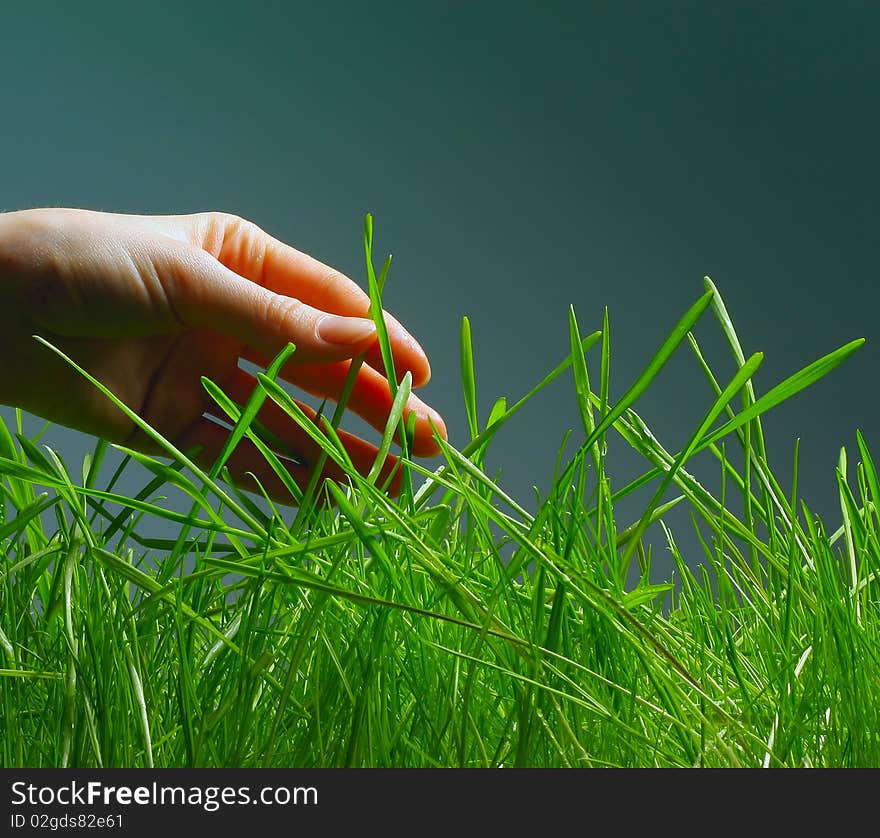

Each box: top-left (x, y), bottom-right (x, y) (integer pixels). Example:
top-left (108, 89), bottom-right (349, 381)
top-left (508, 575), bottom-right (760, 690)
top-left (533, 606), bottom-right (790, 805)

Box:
top-left (197, 211), bottom-right (264, 257)
top-left (320, 268), bottom-right (346, 290)
top-left (201, 210), bottom-right (246, 230)
top-left (216, 213), bottom-right (269, 284)
top-left (319, 267), bottom-right (368, 307)
top-left (264, 293), bottom-right (305, 329)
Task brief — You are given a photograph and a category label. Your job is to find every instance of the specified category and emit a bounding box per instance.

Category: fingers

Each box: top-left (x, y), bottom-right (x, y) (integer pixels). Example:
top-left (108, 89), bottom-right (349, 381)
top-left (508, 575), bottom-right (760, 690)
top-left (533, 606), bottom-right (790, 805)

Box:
top-left (178, 416), bottom-right (318, 504)
top-left (176, 418), bottom-right (402, 508)
top-left (216, 367), bottom-right (403, 486)
top-left (152, 212), bottom-right (446, 462)
top-left (159, 247), bottom-right (383, 366)
top-left (244, 349), bottom-right (447, 458)
top-left (192, 367), bottom-right (403, 503)
top-left (185, 212), bottom-right (432, 386)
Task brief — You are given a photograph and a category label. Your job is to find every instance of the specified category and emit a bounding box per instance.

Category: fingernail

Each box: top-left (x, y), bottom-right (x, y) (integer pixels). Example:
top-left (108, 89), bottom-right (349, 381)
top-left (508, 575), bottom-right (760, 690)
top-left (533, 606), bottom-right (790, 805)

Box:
top-left (316, 314), bottom-right (377, 345)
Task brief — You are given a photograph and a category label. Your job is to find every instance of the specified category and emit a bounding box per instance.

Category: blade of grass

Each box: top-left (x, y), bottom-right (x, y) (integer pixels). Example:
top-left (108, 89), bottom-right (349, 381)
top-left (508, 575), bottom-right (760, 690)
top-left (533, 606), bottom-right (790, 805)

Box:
top-left (700, 339), bottom-right (865, 450)
top-left (580, 289), bottom-right (715, 456)
top-left (461, 316), bottom-right (479, 441)
top-left (619, 352), bottom-right (764, 581)
top-left (364, 213), bottom-right (398, 396)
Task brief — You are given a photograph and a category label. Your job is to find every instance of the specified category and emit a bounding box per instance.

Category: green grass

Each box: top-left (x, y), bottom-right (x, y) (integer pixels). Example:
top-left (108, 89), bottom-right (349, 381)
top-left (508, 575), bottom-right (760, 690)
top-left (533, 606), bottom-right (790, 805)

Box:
top-left (1, 218), bottom-right (877, 767)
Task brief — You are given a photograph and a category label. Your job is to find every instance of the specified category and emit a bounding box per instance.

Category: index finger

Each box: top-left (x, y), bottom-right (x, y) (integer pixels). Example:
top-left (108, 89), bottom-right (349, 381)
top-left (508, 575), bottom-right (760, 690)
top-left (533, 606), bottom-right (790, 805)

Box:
top-left (196, 213), bottom-right (433, 387)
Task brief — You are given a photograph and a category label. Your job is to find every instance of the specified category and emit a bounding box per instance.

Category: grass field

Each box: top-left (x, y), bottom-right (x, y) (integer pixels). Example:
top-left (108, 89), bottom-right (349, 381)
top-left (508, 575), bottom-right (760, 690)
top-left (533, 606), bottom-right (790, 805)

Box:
top-left (1, 218), bottom-right (877, 767)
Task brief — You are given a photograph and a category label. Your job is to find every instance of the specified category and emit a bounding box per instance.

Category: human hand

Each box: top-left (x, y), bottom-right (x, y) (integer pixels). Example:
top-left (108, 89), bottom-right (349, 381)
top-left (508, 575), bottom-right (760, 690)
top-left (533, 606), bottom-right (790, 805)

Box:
top-left (0, 208), bottom-right (447, 501)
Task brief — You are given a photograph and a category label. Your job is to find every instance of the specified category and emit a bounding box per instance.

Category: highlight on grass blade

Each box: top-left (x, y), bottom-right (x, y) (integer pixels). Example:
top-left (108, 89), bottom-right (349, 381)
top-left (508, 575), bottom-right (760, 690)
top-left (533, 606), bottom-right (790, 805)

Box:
top-left (600, 306), bottom-right (611, 419)
top-left (201, 376), bottom-right (305, 506)
top-left (704, 276), bottom-right (767, 460)
top-left (461, 316), bottom-right (479, 440)
top-left (568, 305), bottom-right (595, 441)
top-left (367, 371), bottom-right (412, 487)
top-left (255, 374), bottom-right (350, 470)
top-left (207, 342), bottom-right (296, 481)
top-left (364, 213), bottom-right (398, 397)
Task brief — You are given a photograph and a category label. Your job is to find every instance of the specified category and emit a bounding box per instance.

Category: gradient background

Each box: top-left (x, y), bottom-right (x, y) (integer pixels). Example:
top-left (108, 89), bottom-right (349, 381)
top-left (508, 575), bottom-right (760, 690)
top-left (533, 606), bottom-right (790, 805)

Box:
top-left (1, 1), bottom-right (878, 578)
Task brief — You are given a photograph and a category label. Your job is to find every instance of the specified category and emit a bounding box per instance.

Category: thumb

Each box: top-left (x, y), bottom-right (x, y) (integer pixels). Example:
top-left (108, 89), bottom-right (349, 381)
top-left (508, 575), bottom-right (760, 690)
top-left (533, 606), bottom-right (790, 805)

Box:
top-left (169, 249), bottom-right (378, 363)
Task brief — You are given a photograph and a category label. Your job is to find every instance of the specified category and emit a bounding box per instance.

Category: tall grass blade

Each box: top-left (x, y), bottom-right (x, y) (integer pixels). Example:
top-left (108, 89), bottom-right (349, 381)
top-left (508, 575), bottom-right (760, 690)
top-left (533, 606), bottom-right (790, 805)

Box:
top-left (461, 316), bottom-right (479, 440)
top-left (619, 352), bottom-right (764, 580)
top-left (700, 339), bottom-right (865, 450)
top-left (580, 289), bottom-right (714, 455)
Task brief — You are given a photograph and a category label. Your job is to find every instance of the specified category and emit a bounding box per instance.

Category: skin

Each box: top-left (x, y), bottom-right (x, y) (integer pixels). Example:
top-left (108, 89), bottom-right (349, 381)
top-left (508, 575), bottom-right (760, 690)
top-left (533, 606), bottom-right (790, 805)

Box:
top-left (0, 208), bottom-right (447, 503)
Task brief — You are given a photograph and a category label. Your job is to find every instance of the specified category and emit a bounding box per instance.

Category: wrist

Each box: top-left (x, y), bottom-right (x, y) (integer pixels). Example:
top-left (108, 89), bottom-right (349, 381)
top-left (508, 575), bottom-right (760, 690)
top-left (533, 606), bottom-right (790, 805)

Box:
top-left (0, 210), bottom-right (41, 408)
top-left (0, 209), bottom-right (44, 282)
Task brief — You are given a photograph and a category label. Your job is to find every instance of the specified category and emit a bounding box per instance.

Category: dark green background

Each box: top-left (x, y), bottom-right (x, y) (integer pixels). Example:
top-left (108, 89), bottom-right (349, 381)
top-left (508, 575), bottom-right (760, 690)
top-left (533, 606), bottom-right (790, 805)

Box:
top-left (2, 1), bottom-right (877, 575)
